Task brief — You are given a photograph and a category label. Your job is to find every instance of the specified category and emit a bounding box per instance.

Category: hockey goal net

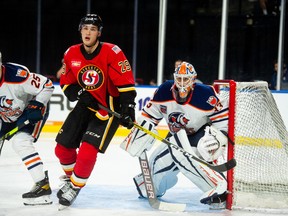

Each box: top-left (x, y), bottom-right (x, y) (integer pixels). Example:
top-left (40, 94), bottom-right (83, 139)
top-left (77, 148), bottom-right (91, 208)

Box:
top-left (214, 80), bottom-right (288, 211)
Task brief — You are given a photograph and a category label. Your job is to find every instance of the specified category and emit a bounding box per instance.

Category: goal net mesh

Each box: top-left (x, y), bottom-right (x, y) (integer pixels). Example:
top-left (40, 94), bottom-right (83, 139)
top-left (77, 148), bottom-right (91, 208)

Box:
top-left (217, 81), bottom-right (288, 210)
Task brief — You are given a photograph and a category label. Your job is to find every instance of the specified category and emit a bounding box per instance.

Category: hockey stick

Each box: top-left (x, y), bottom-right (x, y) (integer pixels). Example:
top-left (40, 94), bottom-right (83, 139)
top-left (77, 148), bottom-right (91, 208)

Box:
top-left (139, 151), bottom-right (186, 211)
top-left (99, 104), bottom-right (236, 173)
top-left (0, 120), bottom-right (30, 156)
top-left (100, 105), bottom-right (185, 211)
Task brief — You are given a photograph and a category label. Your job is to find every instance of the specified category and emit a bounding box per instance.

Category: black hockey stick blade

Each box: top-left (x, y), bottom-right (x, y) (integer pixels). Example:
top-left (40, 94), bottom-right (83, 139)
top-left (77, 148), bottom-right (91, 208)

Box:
top-left (98, 104), bottom-right (236, 172)
top-left (139, 151), bottom-right (186, 212)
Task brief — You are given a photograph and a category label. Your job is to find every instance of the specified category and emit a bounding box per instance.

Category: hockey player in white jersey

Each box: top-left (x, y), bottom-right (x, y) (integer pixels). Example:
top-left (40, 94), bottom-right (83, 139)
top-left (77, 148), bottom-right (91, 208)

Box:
top-left (0, 52), bottom-right (54, 205)
top-left (121, 61), bottom-right (229, 207)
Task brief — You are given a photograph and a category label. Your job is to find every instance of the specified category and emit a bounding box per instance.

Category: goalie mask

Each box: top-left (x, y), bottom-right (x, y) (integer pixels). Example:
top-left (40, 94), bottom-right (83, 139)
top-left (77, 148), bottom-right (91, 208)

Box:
top-left (78, 14), bottom-right (103, 32)
top-left (173, 62), bottom-right (197, 103)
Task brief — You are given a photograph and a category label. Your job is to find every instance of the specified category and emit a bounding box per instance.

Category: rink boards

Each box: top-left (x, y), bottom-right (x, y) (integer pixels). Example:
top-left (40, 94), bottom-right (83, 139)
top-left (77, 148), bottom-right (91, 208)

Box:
top-left (44, 84), bottom-right (288, 137)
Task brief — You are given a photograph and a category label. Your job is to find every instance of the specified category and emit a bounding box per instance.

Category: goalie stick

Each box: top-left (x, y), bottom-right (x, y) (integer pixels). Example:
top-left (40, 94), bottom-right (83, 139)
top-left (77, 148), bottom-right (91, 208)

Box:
top-left (0, 120), bottom-right (30, 156)
top-left (139, 151), bottom-right (186, 211)
top-left (100, 105), bottom-right (186, 211)
top-left (98, 104), bottom-right (236, 173)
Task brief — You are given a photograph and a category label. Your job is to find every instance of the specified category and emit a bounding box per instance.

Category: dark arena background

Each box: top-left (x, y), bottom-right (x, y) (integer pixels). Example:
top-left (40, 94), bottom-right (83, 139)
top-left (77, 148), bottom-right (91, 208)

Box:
top-left (0, 0), bottom-right (287, 86)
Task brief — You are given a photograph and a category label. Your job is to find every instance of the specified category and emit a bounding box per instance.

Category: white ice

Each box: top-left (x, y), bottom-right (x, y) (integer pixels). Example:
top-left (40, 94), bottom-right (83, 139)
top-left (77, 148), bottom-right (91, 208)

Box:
top-left (0, 133), bottom-right (285, 216)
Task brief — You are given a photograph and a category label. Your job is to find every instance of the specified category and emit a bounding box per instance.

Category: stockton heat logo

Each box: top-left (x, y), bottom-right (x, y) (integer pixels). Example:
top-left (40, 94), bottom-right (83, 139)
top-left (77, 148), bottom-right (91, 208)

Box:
top-left (167, 112), bottom-right (190, 133)
top-left (0, 96), bottom-right (13, 110)
top-left (78, 65), bottom-right (104, 90)
top-left (0, 96), bottom-right (22, 122)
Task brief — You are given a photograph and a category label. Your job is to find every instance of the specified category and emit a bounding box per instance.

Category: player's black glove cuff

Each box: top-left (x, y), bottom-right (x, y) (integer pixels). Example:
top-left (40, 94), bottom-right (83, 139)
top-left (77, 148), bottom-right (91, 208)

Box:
top-left (25, 100), bottom-right (44, 124)
top-left (119, 90), bottom-right (136, 129)
top-left (120, 103), bottom-right (135, 129)
top-left (78, 91), bottom-right (99, 111)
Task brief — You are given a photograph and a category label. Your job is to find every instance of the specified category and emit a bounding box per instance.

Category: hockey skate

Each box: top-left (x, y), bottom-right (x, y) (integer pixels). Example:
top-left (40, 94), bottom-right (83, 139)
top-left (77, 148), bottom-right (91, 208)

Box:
top-left (57, 175), bottom-right (71, 199)
top-left (22, 170), bottom-right (52, 206)
top-left (200, 190), bottom-right (227, 210)
top-left (58, 182), bottom-right (81, 210)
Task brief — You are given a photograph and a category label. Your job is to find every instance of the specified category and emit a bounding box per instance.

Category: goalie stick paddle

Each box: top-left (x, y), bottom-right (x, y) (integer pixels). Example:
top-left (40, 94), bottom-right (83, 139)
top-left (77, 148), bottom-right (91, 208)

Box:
top-left (0, 120), bottom-right (30, 156)
top-left (98, 104), bottom-right (236, 173)
top-left (139, 151), bottom-right (186, 212)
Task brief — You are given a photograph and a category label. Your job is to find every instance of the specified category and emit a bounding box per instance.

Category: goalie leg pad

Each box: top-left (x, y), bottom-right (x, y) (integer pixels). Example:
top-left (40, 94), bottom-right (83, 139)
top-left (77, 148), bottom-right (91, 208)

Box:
top-left (149, 143), bottom-right (179, 197)
top-left (133, 171), bottom-right (178, 198)
top-left (168, 131), bottom-right (227, 202)
top-left (133, 173), bottom-right (146, 198)
top-left (133, 143), bottom-right (179, 198)
top-left (120, 115), bottom-right (157, 157)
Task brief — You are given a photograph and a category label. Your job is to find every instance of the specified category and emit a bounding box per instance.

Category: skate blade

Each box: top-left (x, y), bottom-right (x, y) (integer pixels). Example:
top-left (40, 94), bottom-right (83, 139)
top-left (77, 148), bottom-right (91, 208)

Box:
top-left (58, 204), bottom-right (69, 211)
top-left (23, 195), bottom-right (52, 206)
top-left (209, 201), bottom-right (226, 210)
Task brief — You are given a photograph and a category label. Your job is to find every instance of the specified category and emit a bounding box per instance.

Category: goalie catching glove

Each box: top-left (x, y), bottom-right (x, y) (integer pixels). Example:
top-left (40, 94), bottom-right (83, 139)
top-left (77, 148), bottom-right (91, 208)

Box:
top-left (197, 125), bottom-right (227, 162)
top-left (120, 115), bottom-right (157, 157)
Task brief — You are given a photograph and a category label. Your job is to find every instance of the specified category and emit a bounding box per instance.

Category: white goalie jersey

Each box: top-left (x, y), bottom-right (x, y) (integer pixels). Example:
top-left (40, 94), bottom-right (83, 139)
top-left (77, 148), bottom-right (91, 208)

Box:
top-left (143, 80), bottom-right (229, 135)
top-left (121, 80), bottom-right (229, 159)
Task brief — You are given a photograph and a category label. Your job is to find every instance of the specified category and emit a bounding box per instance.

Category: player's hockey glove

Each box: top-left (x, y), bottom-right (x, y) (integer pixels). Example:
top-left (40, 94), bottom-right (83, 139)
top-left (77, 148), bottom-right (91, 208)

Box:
top-left (119, 90), bottom-right (136, 129)
top-left (25, 100), bottom-right (44, 124)
top-left (78, 90), bottom-right (99, 111)
top-left (120, 103), bottom-right (135, 129)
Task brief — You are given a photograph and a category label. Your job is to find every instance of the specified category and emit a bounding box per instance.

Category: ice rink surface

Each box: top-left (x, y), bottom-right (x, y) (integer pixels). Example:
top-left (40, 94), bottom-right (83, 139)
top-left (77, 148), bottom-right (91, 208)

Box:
top-left (0, 133), bottom-right (286, 216)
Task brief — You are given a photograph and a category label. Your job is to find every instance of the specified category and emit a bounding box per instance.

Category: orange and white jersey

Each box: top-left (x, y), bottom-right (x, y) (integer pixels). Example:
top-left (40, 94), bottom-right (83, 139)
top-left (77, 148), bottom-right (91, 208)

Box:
top-left (142, 80), bottom-right (229, 135)
top-left (0, 63), bottom-right (54, 123)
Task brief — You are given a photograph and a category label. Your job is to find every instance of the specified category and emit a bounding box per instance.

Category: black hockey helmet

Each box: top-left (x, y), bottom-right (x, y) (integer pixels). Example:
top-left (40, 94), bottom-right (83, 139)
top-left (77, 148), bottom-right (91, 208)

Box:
top-left (78, 14), bottom-right (103, 32)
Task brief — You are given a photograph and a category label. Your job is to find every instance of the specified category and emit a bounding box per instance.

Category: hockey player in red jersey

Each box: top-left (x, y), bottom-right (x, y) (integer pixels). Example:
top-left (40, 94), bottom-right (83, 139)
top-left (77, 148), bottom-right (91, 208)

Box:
top-left (121, 61), bottom-right (229, 208)
top-left (54, 14), bottom-right (136, 208)
top-left (0, 52), bottom-right (54, 205)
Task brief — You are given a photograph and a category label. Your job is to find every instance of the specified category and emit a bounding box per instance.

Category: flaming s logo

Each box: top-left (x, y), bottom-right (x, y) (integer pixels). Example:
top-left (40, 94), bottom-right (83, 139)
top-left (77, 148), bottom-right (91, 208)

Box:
top-left (78, 65), bottom-right (104, 91)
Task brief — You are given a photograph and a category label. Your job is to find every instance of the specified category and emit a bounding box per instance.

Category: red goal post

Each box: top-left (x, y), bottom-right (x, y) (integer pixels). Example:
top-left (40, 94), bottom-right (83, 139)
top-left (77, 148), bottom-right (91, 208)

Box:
top-left (213, 80), bottom-right (288, 212)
